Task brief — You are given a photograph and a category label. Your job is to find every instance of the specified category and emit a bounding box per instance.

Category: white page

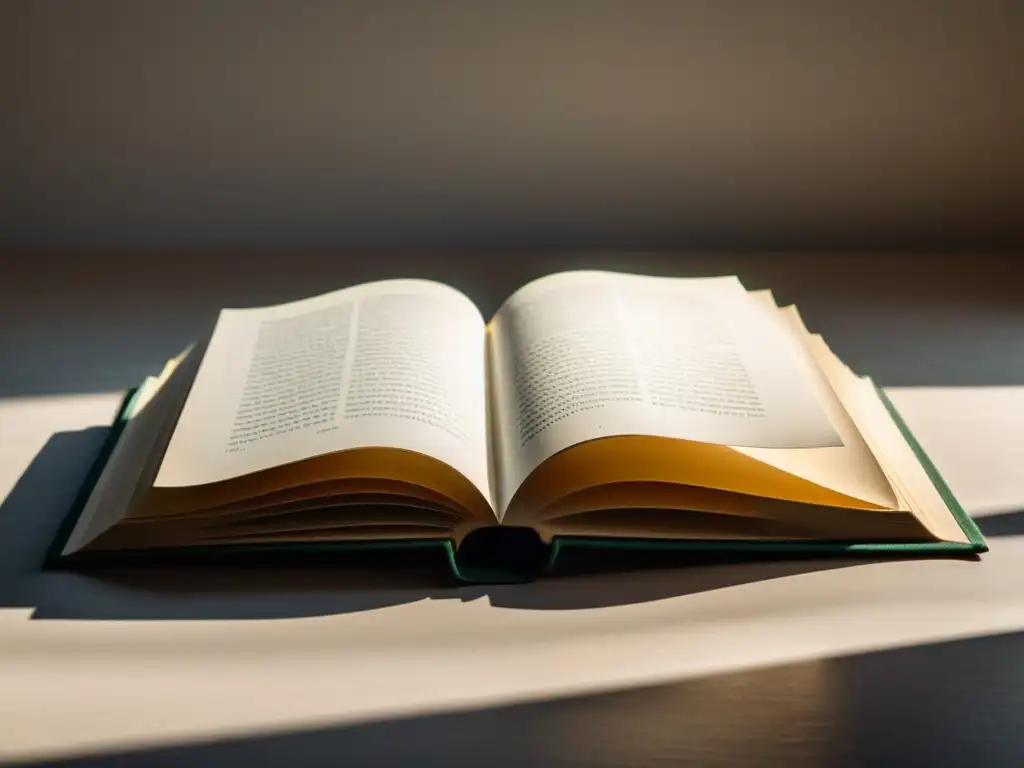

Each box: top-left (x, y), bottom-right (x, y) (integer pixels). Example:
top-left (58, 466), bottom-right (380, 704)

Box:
top-left (488, 271), bottom-right (841, 512)
top-left (155, 280), bottom-right (491, 505)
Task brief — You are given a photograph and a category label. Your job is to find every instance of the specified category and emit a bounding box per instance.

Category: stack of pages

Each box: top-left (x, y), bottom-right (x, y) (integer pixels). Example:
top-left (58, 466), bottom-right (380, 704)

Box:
top-left (54, 271), bottom-right (985, 581)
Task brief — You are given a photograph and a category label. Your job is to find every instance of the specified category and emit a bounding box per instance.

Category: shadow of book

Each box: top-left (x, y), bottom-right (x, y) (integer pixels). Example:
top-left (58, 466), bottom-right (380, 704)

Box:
top-left (0, 426), bottom-right (970, 621)
top-left (975, 509), bottom-right (1024, 538)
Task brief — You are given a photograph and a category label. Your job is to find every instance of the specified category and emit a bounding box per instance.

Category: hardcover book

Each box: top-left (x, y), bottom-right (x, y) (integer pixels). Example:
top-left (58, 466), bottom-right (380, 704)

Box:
top-left (52, 271), bottom-right (986, 582)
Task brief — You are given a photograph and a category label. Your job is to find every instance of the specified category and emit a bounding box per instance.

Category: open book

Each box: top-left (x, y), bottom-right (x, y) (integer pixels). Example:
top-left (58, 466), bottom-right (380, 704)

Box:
top-left (55, 271), bottom-right (985, 581)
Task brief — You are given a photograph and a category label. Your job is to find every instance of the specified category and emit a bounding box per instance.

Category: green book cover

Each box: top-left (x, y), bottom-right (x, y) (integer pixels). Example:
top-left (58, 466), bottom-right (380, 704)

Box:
top-left (48, 384), bottom-right (987, 585)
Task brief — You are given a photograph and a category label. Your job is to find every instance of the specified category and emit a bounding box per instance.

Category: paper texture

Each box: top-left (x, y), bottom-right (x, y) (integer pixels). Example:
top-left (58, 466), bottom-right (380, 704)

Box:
top-left (489, 271), bottom-right (842, 510)
top-left (155, 280), bottom-right (492, 506)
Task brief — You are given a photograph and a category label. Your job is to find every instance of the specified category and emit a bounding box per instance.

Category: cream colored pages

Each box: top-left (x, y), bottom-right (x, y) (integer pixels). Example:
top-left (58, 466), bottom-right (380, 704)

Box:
top-left (154, 280), bottom-right (492, 506)
top-left (63, 347), bottom-right (203, 554)
top-left (732, 293), bottom-right (901, 509)
top-left (813, 341), bottom-right (970, 544)
top-left (488, 271), bottom-right (841, 513)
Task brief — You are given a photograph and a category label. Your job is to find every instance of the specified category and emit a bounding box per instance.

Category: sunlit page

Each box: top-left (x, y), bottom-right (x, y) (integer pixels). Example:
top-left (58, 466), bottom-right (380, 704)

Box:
top-left (155, 279), bottom-right (490, 504)
top-left (489, 271), bottom-right (841, 511)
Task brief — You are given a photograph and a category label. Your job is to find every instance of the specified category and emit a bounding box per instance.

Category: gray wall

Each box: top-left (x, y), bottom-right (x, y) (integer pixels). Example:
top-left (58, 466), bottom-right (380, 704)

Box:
top-left (3, 0), bottom-right (1022, 249)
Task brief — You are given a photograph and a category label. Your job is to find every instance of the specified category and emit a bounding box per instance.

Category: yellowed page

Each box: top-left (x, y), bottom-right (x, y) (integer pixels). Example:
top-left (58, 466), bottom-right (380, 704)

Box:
top-left (201, 506), bottom-right (459, 537)
top-left (489, 271), bottom-right (841, 513)
top-left (142, 446), bottom-right (490, 521)
top-left (538, 508), bottom-right (816, 542)
top-left (154, 279), bottom-right (492, 508)
top-left (503, 431), bottom-right (895, 525)
top-left (190, 478), bottom-right (462, 520)
top-left (201, 527), bottom-right (451, 544)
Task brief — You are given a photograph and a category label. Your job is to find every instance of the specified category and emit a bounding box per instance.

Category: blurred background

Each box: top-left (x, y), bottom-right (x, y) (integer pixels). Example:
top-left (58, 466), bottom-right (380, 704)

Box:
top-left (2, 1), bottom-right (1022, 393)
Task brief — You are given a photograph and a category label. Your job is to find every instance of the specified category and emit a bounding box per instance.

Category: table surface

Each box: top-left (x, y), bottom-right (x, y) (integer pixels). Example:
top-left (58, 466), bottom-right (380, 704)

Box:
top-left (2, 253), bottom-right (1024, 766)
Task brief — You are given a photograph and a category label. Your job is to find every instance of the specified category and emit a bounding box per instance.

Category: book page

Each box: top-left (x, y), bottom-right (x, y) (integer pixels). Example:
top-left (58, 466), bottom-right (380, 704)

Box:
top-left (63, 346), bottom-right (204, 554)
top-left (154, 279), bottom-right (492, 506)
top-left (730, 293), bottom-right (901, 509)
top-left (808, 339), bottom-right (971, 544)
top-left (488, 271), bottom-right (841, 513)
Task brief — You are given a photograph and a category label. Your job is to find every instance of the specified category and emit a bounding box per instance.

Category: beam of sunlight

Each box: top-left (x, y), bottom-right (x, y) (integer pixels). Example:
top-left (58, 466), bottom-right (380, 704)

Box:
top-left (1, 386), bottom-right (1024, 762)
